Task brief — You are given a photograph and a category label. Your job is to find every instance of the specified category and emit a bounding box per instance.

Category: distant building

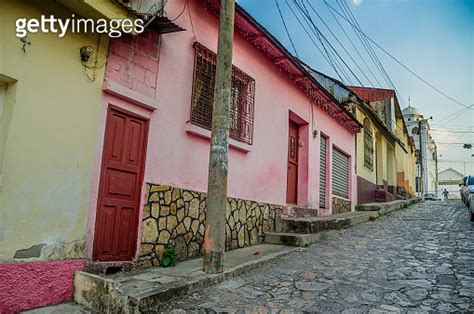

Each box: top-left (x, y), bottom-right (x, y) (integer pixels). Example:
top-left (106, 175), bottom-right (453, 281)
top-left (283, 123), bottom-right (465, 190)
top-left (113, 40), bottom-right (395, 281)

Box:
top-left (302, 64), bottom-right (417, 203)
top-left (402, 106), bottom-right (438, 196)
top-left (438, 168), bottom-right (464, 199)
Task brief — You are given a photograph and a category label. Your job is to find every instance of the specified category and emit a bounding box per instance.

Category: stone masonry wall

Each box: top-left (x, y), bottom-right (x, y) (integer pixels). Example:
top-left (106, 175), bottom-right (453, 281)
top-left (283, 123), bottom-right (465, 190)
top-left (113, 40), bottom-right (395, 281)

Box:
top-left (138, 184), bottom-right (282, 268)
top-left (332, 196), bottom-right (351, 215)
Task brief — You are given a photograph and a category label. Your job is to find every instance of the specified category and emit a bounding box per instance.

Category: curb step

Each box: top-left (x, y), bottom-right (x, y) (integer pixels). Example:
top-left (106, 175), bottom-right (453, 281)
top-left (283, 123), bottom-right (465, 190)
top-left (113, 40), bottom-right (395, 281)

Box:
top-left (265, 198), bottom-right (421, 247)
top-left (264, 232), bottom-right (312, 247)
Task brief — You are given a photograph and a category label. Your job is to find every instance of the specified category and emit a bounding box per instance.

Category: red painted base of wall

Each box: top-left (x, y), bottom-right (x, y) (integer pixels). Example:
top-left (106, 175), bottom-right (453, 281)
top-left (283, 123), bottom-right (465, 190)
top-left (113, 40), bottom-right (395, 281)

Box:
top-left (357, 176), bottom-right (377, 204)
top-left (0, 259), bottom-right (84, 313)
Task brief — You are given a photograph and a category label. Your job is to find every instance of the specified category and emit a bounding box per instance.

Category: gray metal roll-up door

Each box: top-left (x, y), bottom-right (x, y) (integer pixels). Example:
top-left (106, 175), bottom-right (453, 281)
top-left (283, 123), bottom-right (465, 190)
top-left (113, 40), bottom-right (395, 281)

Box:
top-left (319, 136), bottom-right (327, 208)
top-left (332, 147), bottom-right (349, 198)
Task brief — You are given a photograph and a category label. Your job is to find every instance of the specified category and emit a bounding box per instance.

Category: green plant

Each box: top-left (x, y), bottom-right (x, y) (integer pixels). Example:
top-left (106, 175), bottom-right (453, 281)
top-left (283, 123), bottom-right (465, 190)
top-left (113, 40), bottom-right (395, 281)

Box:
top-left (355, 204), bottom-right (365, 211)
top-left (160, 245), bottom-right (177, 267)
top-left (369, 216), bottom-right (377, 221)
top-left (403, 203), bottom-right (408, 209)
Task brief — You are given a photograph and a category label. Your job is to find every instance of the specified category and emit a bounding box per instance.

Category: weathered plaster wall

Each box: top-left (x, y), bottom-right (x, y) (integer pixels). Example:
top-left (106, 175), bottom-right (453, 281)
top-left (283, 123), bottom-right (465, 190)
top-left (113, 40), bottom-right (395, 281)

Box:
top-left (141, 0), bottom-right (357, 210)
top-left (0, 0), bottom-right (107, 260)
top-left (0, 259), bottom-right (84, 313)
top-left (138, 184), bottom-right (281, 267)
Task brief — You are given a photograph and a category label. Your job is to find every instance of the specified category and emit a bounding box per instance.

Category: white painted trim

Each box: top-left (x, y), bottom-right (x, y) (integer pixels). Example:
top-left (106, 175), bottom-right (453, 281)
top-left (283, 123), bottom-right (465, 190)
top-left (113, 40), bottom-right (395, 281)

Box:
top-left (102, 80), bottom-right (157, 111)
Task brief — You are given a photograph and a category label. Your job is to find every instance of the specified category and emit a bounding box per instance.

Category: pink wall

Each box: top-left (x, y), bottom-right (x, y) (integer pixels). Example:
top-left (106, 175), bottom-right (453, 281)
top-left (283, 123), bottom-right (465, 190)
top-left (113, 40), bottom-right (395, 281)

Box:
top-left (86, 0), bottom-right (357, 259)
top-left (0, 260), bottom-right (84, 313)
top-left (143, 0), bottom-right (356, 208)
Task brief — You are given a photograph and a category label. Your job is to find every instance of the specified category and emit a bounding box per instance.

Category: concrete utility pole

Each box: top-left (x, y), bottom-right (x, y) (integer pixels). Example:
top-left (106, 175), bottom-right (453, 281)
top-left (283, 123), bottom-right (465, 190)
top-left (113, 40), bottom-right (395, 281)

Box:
top-left (203, 0), bottom-right (235, 274)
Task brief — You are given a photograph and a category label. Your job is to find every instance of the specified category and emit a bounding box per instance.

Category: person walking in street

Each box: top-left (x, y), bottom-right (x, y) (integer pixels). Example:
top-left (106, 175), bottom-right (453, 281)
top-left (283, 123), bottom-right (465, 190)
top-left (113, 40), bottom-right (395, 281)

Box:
top-left (442, 188), bottom-right (449, 202)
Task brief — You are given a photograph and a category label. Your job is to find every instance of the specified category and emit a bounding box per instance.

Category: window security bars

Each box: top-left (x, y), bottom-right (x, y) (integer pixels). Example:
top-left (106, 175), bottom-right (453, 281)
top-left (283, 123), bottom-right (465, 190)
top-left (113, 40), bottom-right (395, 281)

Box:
top-left (191, 42), bottom-right (255, 145)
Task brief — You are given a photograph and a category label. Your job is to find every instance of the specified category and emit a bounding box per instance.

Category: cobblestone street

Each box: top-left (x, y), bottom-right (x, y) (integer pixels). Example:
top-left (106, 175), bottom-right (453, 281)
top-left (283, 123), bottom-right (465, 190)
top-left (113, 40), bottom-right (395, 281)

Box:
top-left (167, 201), bottom-right (474, 313)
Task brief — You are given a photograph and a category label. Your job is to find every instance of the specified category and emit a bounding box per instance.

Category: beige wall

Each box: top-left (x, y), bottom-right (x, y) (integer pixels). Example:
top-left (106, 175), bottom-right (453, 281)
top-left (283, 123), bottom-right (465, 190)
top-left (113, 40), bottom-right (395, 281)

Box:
top-left (0, 0), bottom-right (108, 260)
top-left (394, 116), bottom-right (417, 196)
top-left (355, 108), bottom-right (376, 184)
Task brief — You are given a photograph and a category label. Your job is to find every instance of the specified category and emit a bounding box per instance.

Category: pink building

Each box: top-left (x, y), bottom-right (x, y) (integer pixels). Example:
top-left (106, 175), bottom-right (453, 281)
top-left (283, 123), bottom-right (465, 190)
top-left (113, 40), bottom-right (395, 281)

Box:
top-left (85, 0), bottom-right (361, 269)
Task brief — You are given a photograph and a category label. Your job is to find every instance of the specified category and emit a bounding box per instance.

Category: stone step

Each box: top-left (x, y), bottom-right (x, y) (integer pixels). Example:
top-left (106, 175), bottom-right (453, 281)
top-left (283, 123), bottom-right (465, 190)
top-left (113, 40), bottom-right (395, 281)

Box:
top-left (73, 244), bottom-right (297, 313)
top-left (279, 211), bottom-right (379, 234)
top-left (274, 198), bottom-right (421, 235)
top-left (264, 232), bottom-right (312, 247)
top-left (282, 206), bottom-right (319, 218)
top-left (359, 198), bottom-right (420, 214)
top-left (264, 231), bottom-right (340, 247)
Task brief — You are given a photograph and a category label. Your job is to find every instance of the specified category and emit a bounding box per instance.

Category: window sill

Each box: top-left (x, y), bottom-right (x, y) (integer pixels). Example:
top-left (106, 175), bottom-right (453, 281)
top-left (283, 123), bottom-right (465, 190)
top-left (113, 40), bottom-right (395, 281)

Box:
top-left (332, 194), bottom-right (350, 201)
top-left (363, 165), bottom-right (374, 172)
top-left (185, 122), bottom-right (252, 153)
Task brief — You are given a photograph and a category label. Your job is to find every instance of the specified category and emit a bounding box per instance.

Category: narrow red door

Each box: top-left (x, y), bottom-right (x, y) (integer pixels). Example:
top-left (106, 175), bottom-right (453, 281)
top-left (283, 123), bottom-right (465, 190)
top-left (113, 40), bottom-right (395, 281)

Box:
top-left (93, 106), bottom-right (149, 262)
top-left (287, 120), bottom-right (299, 204)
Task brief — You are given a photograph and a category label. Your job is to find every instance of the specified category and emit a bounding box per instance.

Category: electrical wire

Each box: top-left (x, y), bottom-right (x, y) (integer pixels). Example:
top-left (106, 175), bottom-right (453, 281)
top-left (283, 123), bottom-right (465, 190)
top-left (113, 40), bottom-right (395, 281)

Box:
top-left (430, 129), bottom-right (474, 134)
top-left (337, 0), bottom-right (406, 108)
top-left (169, 0), bottom-right (187, 22)
top-left (292, 0), bottom-right (349, 82)
top-left (284, 0), bottom-right (345, 82)
top-left (325, 1), bottom-right (472, 110)
top-left (276, 0), bottom-right (299, 58)
top-left (293, 0), bottom-right (362, 85)
top-left (186, 0), bottom-right (196, 41)
top-left (339, 0), bottom-right (396, 91)
top-left (324, 0), bottom-right (382, 87)
top-left (298, 0), bottom-right (359, 84)
top-left (305, 0), bottom-right (373, 86)
top-left (334, 0), bottom-right (390, 89)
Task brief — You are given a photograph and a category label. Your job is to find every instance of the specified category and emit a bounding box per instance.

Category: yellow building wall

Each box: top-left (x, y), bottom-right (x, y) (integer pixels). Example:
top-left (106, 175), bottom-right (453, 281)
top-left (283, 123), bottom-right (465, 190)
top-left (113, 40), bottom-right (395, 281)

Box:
top-left (355, 108), bottom-right (376, 184)
top-left (387, 143), bottom-right (397, 187)
top-left (0, 0), bottom-right (108, 260)
top-left (375, 133), bottom-right (388, 185)
top-left (394, 116), bottom-right (417, 196)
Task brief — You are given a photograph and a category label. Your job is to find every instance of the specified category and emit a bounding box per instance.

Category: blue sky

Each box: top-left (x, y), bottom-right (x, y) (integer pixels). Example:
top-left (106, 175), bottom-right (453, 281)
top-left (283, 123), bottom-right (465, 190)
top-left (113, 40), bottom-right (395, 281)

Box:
top-left (237, 0), bottom-right (474, 174)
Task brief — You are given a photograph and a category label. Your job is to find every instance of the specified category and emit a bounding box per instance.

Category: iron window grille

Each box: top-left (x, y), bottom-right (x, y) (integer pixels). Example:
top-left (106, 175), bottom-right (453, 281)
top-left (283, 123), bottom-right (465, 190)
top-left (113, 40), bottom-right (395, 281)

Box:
top-left (363, 119), bottom-right (374, 171)
top-left (190, 42), bottom-right (255, 145)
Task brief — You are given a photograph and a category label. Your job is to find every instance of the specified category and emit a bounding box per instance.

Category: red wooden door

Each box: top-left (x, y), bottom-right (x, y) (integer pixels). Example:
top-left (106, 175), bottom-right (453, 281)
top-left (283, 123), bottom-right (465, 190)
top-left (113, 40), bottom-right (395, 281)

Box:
top-left (93, 107), bottom-right (149, 262)
top-left (287, 121), bottom-right (299, 204)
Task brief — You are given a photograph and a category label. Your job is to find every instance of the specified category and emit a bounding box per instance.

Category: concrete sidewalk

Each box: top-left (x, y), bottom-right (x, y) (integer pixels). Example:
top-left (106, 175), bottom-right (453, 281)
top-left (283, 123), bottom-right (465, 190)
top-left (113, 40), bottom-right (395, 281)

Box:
top-left (72, 244), bottom-right (297, 313)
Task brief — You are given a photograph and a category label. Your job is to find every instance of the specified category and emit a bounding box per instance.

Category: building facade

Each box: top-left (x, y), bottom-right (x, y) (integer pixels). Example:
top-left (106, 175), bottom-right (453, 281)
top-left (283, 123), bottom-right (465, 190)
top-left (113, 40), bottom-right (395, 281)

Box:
top-left (349, 87), bottom-right (416, 202)
top-left (0, 0), bottom-right (141, 312)
top-left (0, 0), bottom-right (361, 311)
top-left (303, 69), bottom-right (416, 204)
top-left (93, 0), bottom-right (360, 270)
top-left (402, 106), bottom-right (438, 197)
top-left (438, 167), bottom-right (464, 199)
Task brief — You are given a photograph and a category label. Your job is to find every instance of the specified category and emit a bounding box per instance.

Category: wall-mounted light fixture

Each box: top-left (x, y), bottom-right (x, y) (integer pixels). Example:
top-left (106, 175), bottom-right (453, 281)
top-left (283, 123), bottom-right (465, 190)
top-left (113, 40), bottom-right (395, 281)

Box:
top-left (80, 46), bottom-right (94, 62)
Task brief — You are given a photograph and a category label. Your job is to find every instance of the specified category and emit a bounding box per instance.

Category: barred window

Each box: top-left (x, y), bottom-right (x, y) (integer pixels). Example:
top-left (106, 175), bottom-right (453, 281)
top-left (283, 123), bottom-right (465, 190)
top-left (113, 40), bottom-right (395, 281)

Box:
top-left (191, 42), bottom-right (255, 145)
top-left (363, 118), bottom-right (374, 171)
